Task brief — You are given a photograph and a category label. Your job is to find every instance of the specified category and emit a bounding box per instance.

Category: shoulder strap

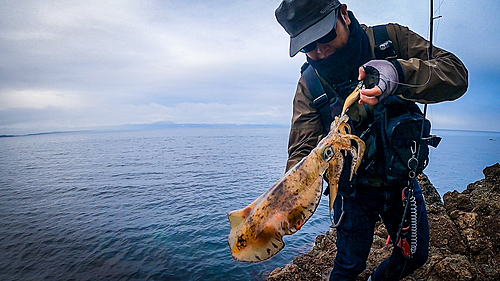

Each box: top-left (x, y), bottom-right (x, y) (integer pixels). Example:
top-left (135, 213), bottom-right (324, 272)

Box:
top-left (372, 25), bottom-right (397, 60)
top-left (372, 24), bottom-right (405, 93)
top-left (302, 64), bottom-right (333, 133)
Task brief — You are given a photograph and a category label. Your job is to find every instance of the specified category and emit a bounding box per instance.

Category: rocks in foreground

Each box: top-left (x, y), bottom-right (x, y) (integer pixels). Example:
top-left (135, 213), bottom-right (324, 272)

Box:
top-left (267, 163), bottom-right (500, 281)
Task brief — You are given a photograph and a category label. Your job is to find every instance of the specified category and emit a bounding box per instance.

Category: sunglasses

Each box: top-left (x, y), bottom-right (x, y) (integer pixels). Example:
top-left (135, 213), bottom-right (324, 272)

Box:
top-left (300, 27), bottom-right (338, 53)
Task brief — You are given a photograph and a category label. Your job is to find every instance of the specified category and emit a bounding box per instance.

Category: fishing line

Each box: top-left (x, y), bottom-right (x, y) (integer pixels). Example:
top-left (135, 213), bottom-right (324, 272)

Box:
top-left (376, 0), bottom-right (445, 90)
top-left (373, 3), bottom-right (445, 91)
top-left (433, 0), bottom-right (444, 52)
top-left (435, 0), bottom-right (445, 14)
top-left (377, 68), bottom-right (432, 89)
top-left (371, 58), bottom-right (433, 89)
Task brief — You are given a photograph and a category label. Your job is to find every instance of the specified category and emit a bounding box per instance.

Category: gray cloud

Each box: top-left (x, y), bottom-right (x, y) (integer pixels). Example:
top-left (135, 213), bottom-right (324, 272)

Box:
top-left (0, 0), bottom-right (499, 134)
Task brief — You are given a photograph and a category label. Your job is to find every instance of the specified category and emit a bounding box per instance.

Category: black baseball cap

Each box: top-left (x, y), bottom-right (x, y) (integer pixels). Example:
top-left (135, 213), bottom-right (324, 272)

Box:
top-left (275, 0), bottom-right (342, 57)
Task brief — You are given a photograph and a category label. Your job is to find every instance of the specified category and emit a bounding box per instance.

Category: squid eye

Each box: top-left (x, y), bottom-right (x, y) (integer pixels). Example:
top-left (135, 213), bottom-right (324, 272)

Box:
top-left (322, 146), bottom-right (335, 161)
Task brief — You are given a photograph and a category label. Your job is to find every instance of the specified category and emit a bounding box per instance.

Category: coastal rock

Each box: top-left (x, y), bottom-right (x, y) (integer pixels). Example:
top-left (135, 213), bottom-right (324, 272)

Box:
top-left (267, 163), bottom-right (500, 281)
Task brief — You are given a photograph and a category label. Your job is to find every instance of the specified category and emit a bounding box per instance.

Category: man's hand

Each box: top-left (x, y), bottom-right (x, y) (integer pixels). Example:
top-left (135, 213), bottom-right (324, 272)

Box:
top-left (358, 60), bottom-right (399, 105)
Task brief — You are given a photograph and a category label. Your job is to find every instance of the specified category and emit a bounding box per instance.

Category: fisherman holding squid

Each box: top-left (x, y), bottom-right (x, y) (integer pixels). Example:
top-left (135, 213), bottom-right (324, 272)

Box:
top-left (229, 1), bottom-right (467, 280)
top-left (275, 0), bottom-right (467, 280)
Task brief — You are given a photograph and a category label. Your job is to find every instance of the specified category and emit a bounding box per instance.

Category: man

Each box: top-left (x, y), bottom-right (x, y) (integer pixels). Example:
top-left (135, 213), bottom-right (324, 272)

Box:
top-left (275, 0), bottom-right (468, 280)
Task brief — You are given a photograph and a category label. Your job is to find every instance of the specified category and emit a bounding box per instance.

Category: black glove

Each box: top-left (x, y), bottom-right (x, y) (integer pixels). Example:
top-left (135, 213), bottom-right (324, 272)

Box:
top-left (362, 60), bottom-right (399, 101)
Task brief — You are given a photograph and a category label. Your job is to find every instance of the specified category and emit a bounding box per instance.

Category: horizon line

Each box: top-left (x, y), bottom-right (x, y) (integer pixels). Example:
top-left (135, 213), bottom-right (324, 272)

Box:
top-left (1, 123), bottom-right (499, 138)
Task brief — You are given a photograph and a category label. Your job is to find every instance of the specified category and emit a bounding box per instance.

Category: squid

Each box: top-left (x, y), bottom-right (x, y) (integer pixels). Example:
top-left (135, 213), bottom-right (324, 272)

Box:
top-left (227, 102), bottom-right (365, 262)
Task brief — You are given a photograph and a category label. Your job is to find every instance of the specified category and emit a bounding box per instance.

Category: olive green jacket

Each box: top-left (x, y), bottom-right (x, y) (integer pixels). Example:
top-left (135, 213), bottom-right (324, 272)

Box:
top-left (286, 23), bottom-right (468, 172)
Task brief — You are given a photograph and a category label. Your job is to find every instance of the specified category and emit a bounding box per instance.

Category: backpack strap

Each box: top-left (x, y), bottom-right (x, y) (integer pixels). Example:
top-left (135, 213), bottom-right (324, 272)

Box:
top-left (372, 25), bottom-right (397, 59)
top-left (372, 25), bottom-right (405, 83)
top-left (302, 64), bottom-right (333, 134)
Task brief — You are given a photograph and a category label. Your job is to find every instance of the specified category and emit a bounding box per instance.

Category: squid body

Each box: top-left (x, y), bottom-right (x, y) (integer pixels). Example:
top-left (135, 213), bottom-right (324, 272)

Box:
top-left (227, 114), bottom-right (365, 262)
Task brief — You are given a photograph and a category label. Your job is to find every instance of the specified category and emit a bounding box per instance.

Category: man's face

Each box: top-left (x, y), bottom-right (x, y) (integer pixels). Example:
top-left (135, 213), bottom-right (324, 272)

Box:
top-left (305, 7), bottom-right (351, 61)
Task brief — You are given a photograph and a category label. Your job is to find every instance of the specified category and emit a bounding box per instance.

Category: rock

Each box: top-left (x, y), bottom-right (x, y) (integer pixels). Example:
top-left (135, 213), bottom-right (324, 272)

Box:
top-left (267, 163), bottom-right (500, 281)
top-left (483, 163), bottom-right (500, 183)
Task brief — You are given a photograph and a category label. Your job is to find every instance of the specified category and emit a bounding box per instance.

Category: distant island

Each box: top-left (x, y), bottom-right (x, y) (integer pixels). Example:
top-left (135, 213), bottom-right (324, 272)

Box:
top-left (0, 123), bottom-right (289, 138)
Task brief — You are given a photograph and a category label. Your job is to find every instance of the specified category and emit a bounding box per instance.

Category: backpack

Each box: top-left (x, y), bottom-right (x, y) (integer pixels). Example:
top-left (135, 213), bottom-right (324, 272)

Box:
top-left (302, 25), bottom-right (441, 185)
top-left (359, 95), bottom-right (441, 185)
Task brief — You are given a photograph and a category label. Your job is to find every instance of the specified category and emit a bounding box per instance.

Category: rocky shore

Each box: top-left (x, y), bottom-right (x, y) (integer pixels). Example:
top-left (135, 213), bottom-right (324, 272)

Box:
top-left (267, 163), bottom-right (500, 281)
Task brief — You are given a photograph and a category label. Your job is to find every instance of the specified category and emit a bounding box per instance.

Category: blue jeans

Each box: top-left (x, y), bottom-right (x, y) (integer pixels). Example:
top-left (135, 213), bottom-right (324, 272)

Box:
top-left (329, 180), bottom-right (429, 281)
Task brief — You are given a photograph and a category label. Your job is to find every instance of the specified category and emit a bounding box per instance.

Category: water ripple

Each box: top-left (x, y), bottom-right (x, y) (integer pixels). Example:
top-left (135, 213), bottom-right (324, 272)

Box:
top-left (2, 128), bottom-right (496, 280)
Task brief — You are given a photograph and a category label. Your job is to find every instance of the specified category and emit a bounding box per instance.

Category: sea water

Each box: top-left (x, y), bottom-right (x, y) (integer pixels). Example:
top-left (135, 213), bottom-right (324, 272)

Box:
top-left (0, 127), bottom-right (499, 281)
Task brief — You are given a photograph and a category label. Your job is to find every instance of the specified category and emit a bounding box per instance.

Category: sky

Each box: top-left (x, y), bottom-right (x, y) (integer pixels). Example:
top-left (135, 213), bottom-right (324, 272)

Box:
top-left (1, 0), bottom-right (499, 135)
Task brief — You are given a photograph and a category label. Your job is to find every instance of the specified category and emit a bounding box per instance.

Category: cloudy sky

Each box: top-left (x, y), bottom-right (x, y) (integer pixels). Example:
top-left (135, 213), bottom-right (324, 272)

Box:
top-left (1, 0), bottom-right (499, 135)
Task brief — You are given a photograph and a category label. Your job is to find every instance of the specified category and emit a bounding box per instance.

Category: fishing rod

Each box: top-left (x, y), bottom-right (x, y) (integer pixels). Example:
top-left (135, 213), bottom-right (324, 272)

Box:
top-left (428, 0), bottom-right (443, 57)
top-left (419, 0), bottom-right (442, 159)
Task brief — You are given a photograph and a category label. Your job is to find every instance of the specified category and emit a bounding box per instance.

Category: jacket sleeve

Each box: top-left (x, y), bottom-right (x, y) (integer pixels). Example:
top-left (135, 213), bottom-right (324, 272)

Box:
top-left (386, 24), bottom-right (468, 103)
top-left (286, 77), bottom-right (324, 172)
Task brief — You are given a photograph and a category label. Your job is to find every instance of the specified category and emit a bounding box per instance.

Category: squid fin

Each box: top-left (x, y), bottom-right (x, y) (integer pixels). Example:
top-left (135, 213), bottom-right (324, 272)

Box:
top-left (228, 176), bottom-right (323, 262)
top-left (228, 208), bottom-right (248, 230)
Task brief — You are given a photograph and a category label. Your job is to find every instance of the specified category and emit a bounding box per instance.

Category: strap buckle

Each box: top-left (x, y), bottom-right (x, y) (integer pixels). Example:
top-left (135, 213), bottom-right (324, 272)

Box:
top-left (313, 93), bottom-right (329, 108)
top-left (375, 40), bottom-right (397, 59)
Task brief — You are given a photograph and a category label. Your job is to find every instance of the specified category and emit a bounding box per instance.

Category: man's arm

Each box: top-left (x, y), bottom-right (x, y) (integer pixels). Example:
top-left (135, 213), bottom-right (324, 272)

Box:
top-left (286, 79), bottom-right (324, 171)
top-left (389, 23), bottom-right (468, 103)
top-left (360, 23), bottom-right (468, 105)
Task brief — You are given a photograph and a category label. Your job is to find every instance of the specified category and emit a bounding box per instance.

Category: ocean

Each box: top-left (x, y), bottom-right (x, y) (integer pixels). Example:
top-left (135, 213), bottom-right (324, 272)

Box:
top-left (0, 127), bottom-right (499, 281)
